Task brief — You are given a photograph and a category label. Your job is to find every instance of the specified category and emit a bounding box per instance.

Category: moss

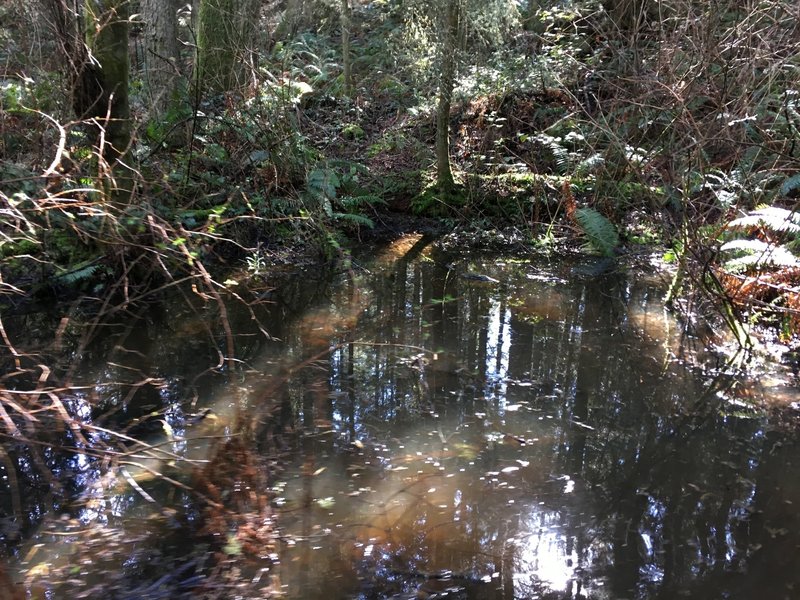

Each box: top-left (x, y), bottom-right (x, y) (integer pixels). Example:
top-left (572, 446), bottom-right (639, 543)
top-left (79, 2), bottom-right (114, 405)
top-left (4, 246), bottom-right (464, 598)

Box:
top-left (43, 228), bottom-right (96, 266)
top-left (411, 182), bottom-right (468, 217)
top-left (341, 123), bottom-right (365, 139)
top-left (0, 239), bottom-right (39, 258)
top-left (196, 0), bottom-right (239, 93)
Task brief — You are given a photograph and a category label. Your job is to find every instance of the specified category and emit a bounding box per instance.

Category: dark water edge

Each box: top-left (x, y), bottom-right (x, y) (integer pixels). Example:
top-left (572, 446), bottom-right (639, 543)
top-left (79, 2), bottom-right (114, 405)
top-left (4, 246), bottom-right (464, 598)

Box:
top-left (2, 238), bottom-right (800, 599)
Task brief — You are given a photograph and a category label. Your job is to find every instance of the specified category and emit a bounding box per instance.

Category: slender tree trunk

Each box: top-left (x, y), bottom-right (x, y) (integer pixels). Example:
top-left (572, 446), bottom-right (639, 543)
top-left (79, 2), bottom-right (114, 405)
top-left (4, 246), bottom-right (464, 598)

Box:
top-left (80, 0), bottom-right (131, 160)
top-left (196, 0), bottom-right (258, 94)
top-left (602, 0), bottom-right (651, 33)
top-left (340, 0), bottom-right (353, 97)
top-left (141, 0), bottom-right (180, 114)
top-left (75, 0), bottom-right (132, 199)
top-left (435, 0), bottom-right (459, 192)
top-left (196, 0), bottom-right (237, 92)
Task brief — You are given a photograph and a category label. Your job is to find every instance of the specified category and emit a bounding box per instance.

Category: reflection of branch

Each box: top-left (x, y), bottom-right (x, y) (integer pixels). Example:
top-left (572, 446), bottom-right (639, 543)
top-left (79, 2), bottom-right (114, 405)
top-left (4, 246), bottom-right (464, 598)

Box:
top-left (0, 313), bottom-right (22, 370)
top-left (0, 445), bottom-right (21, 520)
top-left (118, 459), bottom-right (223, 509)
top-left (120, 466), bottom-right (157, 503)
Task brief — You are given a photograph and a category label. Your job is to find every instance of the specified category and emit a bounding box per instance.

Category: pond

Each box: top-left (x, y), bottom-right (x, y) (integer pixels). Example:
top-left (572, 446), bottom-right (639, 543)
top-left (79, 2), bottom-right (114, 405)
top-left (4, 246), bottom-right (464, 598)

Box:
top-left (4, 235), bottom-right (800, 599)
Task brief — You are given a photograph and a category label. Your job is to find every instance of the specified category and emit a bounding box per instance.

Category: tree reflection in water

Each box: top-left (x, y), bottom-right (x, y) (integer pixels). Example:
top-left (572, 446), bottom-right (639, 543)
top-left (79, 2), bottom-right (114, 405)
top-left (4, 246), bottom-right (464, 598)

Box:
top-left (3, 241), bottom-right (800, 599)
top-left (276, 249), bottom-right (800, 600)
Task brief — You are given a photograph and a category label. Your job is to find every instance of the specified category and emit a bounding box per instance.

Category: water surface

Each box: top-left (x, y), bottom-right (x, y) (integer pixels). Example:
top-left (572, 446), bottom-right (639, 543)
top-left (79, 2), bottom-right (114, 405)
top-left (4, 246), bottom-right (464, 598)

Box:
top-left (6, 237), bottom-right (800, 599)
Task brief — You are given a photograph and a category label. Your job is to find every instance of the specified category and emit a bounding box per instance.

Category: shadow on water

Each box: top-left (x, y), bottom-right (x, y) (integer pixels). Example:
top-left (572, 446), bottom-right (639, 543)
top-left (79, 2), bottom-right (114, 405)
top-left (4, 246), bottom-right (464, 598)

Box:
top-left (270, 245), bottom-right (800, 600)
top-left (3, 236), bottom-right (800, 599)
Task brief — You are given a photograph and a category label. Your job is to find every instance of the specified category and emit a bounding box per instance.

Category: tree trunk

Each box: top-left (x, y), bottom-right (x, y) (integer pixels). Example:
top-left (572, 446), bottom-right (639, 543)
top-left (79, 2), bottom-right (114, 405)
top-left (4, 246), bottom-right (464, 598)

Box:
top-left (77, 0), bottom-right (132, 199)
top-left (340, 0), bottom-right (352, 97)
top-left (602, 0), bottom-right (651, 33)
top-left (435, 0), bottom-right (459, 192)
top-left (276, 0), bottom-right (303, 39)
top-left (196, 0), bottom-right (258, 94)
top-left (196, 0), bottom-right (238, 93)
top-left (141, 0), bottom-right (181, 114)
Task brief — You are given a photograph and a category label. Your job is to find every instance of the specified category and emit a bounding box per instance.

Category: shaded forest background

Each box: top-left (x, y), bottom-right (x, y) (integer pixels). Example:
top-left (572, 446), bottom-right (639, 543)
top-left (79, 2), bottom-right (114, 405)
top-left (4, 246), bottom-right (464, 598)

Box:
top-left (1, 0), bottom-right (799, 336)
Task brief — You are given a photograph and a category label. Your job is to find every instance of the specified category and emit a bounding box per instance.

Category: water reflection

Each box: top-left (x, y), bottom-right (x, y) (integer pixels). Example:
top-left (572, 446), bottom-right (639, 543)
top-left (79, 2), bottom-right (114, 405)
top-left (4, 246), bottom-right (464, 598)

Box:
top-left (4, 240), bottom-right (800, 599)
top-left (274, 249), bottom-right (800, 600)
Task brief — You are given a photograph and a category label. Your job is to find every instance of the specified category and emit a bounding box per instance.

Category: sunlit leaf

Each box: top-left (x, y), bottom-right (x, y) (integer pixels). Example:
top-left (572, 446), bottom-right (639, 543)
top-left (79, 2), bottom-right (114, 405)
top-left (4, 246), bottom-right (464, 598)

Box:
top-left (316, 496), bottom-right (335, 509)
top-left (224, 534), bottom-right (242, 556)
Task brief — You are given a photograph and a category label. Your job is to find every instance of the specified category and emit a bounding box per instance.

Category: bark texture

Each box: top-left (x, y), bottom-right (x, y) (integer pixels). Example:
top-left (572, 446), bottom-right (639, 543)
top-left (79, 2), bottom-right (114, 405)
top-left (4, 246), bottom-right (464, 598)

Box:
top-left (196, 0), bottom-right (257, 93)
top-left (82, 0), bottom-right (131, 163)
top-left (142, 0), bottom-right (181, 114)
top-left (435, 0), bottom-right (459, 192)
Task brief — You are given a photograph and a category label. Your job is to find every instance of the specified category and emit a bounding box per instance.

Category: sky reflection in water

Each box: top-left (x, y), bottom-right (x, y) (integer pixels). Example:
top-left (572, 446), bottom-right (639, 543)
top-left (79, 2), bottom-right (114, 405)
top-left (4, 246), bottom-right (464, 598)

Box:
top-left (271, 245), bottom-right (800, 600)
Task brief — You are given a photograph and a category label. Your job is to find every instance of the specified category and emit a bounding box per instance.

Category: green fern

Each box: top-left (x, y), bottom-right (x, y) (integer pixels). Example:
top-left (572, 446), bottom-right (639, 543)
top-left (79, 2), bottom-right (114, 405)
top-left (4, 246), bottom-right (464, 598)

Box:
top-left (534, 134), bottom-right (570, 174)
top-left (56, 264), bottom-right (99, 286)
top-left (780, 174), bottom-right (800, 198)
top-left (332, 212), bottom-right (374, 228)
top-left (575, 207), bottom-right (619, 257)
top-left (339, 195), bottom-right (386, 210)
top-left (720, 239), bottom-right (798, 272)
top-left (726, 206), bottom-right (800, 234)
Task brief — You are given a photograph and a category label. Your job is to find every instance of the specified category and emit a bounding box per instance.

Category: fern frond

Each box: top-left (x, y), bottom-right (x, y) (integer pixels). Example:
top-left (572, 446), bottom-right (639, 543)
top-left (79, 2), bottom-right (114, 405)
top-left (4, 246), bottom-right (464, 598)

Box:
top-left (720, 238), bottom-right (799, 272)
top-left (332, 212), bottom-right (375, 228)
top-left (575, 207), bottom-right (619, 257)
top-left (726, 206), bottom-right (800, 234)
top-left (339, 195), bottom-right (386, 210)
top-left (781, 174), bottom-right (800, 198)
top-left (327, 159), bottom-right (371, 175)
top-left (56, 264), bottom-right (99, 285)
top-left (534, 134), bottom-right (570, 174)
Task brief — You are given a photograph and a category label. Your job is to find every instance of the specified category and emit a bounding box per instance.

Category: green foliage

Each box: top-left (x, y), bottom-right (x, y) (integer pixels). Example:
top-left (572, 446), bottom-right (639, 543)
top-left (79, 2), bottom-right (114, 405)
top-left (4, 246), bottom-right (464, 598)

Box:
top-left (532, 133), bottom-right (571, 174)
top-left (781, 174), bottom-right (800, 198)
top-left (719, 239), bottom-right (798, 273)
top-left (303, 161), bottom-right (384, 227)
top-left (142, 86), bottom-right (193, 146)
top-left (575, 207), bottom-right (619, 257)
top-left (720, 206), bottom-right (800, 273)
top-left (411, 181), bottom-right (467, 217)
top-left (726, 206), bottom-right (800, 236)
top-left (341, 123), bottom-right (365, 139)
top-left (54, 262), bottom-right (106, 287)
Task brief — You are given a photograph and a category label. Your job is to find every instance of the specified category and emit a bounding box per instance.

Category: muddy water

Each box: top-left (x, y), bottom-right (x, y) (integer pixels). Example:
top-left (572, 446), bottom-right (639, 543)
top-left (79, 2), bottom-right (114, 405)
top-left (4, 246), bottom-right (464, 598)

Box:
top-left (269, 243), bottom-right (800, 600)
top-left (7, 237), bottom-right (800, 599)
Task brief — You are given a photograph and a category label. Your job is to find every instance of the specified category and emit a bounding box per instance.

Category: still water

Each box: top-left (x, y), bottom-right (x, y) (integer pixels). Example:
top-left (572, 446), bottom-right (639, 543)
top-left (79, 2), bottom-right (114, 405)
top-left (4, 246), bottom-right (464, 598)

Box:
top-left (6, 235), bottom-right (800, 599)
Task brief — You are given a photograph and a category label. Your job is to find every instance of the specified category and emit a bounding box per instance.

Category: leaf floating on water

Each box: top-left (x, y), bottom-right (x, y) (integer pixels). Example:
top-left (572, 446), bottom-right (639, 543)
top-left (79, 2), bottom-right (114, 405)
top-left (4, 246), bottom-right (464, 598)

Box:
top-left (224, 533), bottom-right (242, 556)
top-left (28, 563), bottom-right (50, 577)
top-left (503, 434), bottom-right (527, 446)
top-left (316, 496), bottom-right (335, 509)
top-left (161, 420), bottom-right (175, 441)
